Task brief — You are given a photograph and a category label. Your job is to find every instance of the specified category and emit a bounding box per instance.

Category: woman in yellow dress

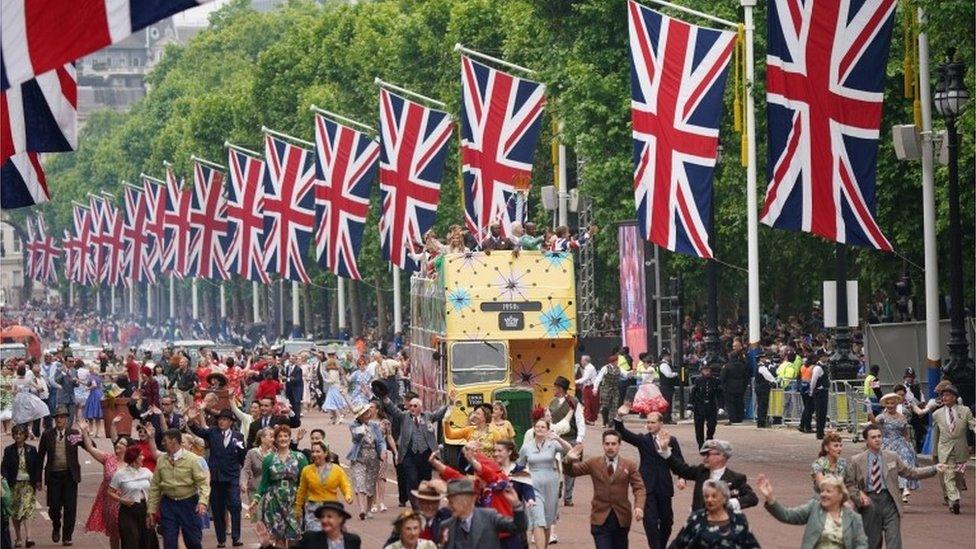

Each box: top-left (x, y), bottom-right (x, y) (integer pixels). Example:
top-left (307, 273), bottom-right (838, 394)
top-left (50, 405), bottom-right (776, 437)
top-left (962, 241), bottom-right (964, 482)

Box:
top-left (443, 404), bottom-right (502, 455)
top-left (295, 441), bottom-right (353, 532)
top-left (489, 400), bottom-right (516, 441)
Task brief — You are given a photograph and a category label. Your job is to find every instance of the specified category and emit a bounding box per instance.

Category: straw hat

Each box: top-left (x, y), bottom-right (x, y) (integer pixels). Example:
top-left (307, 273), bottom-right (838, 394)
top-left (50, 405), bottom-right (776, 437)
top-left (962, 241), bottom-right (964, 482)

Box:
top-left (879, 392), bottom-right (904, 406)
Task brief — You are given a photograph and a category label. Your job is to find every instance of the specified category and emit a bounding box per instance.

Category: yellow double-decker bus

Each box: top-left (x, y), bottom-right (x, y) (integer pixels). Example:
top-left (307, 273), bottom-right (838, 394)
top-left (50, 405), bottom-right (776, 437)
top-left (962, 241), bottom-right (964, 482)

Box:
top-left (409, 249), bottom-right (577, 450)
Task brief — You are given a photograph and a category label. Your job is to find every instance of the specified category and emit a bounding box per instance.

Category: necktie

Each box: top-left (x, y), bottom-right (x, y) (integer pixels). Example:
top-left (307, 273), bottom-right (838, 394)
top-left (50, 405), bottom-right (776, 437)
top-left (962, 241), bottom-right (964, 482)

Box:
top-left (607, 460), bottom-right (615, 478)
top-left (58, 431), bottom-right (64, 441)
top-left (948, 406), bottom-right (956, 431)
top-left (224, 430), bottom-right (231, 447)
top-left (870, 455), bottom-right (882, 492)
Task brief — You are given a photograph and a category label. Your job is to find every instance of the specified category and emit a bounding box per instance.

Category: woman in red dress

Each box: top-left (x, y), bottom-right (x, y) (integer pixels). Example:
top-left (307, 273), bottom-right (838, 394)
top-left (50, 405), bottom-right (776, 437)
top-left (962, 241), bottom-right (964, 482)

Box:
top-left (78, 420), bottom-right (127, 549)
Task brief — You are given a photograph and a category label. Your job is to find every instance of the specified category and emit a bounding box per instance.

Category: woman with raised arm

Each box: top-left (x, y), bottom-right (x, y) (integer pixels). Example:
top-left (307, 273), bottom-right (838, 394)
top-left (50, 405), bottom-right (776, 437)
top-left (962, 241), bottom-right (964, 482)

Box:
top-left (108, 446), bottom-right (156, 549)
top-left (78, 419), bottom-right (128, 549)
top-left (757, 474), bottom-right (867, 549)
top-left (295, 441), bottom-right (353, 531)
top-left (516, 417), bottom-right (573, 547)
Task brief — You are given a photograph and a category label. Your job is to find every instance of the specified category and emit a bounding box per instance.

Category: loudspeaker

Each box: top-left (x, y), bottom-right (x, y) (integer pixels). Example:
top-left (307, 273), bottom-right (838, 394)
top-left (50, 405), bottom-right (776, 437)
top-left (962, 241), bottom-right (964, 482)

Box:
top-left (937, 130), bottom-right (949, 166)
top-left (569, 188), bottom-right (579, 212)
top-left (540, 185), bottom-right (557, 211)
top-left (892, 124), bottom-right (920, 160)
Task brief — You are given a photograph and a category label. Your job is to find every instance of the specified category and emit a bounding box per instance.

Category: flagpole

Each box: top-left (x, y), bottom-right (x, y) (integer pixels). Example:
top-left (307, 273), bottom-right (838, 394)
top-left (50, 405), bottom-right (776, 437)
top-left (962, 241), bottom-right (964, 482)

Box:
top-left (643, 0), bottom-right (737, 28)
top-left (557, 122), bottom-right (568, 226)
top-left (309, 106), bottom-right (376, 133)
top-left (743, 0), bottom-right (761, 346)
top-left (337, 277), bottom-right (346, 333)
top-left (192, 278), bottom-right (199, 320)
top-left (291, 281), bottom-right (301, 335)
top-left (453, 44), bottom-right (537, 75)
top-left (252, 281), bottom-right (261, 323)
top-left (128, 284), bottom-right (134, 314)
top-left (392, 266), bottom-right (402, 334)
top-left (261, 127), bottom-right (314, 148)
top-left (374, 77), bottom-right (447, 108)
top-left (169, 276), bottom-right (175, 318)
top-left (190, 155), bottom-right (227, 171)
top-left (69, 281), bottom-right (74, 308)
top-left (916, 7), bottom-right (941, 379)
top-left (224, 142), bottom-right (263, 158)
top-left (146, 282), bottom-right (152, 319)
top-left (111, 286), bottom-right (116, 315)
top-left (219, 283), bottom-right (227, 319)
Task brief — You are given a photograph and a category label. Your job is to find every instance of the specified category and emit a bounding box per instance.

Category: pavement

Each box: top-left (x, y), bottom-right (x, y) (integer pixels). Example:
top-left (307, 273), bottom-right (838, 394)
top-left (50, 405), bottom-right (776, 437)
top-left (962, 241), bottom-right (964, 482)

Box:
top-left (22, 409), bottom-right (976, 548)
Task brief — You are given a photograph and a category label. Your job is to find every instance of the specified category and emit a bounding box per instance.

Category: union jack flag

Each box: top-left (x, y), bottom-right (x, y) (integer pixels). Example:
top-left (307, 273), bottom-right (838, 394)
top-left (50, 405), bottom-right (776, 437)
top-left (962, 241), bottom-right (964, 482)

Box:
top-left (162, 166), bottom-right (192, 278)
top-left (313, 114), bottom-right (379, 280)
top-left (460, 56), bottom-right (546, 241)
top-left (1, 63), bottom-right (76, 163)
top-left (262, 134), bottom-right (317, 283)
top-left (628, 1), bottom-right (735, 259)
top-left (760, 0), bottom-right (895, 251)
top-left (100, 196), bottom-right (126, 287)
top-left (88, 194), bottom-right (108, 284)
top-left (0, 152), bottom-right (49, 208)
top-left (61, 229), bottom-right (80, 284)
top-left (187, 160), bottom-right (229, 280)
top-left (33, 214), bottom-right (60, 284)
top-left (142, 177), bottom-right (166, 277)
top-left (71, 203), bottom-right (93, 285)
top-left (122, 184), bottom-right (155, 283)
top-left (224, 148), bottom-right (269, 283)
top-left (1, 1), bottom-right (209, 89)
top-left (378, 88), bottom-right (454, 270)
top-left (22, 216), bottom-right (37, 280)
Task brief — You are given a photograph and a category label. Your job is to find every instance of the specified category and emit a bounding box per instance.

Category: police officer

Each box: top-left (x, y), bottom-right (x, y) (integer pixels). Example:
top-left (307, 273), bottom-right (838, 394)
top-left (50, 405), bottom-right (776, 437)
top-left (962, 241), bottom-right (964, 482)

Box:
top-left (689, 362), bottom-right (723, 448)
top-left (753, 351), bottom-right (776, 428)
top-left (657, 350), bottom-right (679, 424)
top-left (808, 351), bottom-right (831, 439)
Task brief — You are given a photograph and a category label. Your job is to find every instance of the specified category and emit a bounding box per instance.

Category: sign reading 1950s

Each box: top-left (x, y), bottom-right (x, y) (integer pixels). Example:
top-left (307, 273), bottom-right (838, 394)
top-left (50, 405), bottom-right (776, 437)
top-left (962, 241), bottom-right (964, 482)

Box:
top-left (442, 251), bottom-right (577, 340)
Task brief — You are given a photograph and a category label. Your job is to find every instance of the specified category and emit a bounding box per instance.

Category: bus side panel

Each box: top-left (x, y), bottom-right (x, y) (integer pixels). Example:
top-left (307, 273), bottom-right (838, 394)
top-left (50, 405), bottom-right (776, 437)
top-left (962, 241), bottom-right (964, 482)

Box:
top-left (506, 338), bottom-right (577, 439)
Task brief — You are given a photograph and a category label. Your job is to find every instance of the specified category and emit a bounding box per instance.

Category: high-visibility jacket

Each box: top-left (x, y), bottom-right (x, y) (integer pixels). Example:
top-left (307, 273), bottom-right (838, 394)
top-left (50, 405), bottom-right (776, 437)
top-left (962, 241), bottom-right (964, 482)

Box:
top-left (800, 364), bottom-right (813, 382)
top-left (777, 360), bottom-right (798, 389)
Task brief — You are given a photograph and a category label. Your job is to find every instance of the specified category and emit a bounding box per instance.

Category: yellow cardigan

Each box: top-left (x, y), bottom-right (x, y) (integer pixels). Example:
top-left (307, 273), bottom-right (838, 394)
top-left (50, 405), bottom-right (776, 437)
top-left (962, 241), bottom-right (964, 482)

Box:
top-left (294, 463), bottom-right (353, 518)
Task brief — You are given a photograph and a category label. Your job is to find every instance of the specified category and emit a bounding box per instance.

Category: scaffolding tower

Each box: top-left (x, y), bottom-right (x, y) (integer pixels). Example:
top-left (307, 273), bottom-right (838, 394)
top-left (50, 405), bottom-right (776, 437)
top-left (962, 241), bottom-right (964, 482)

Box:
top-left (577, 191), bottom-right (596, 337)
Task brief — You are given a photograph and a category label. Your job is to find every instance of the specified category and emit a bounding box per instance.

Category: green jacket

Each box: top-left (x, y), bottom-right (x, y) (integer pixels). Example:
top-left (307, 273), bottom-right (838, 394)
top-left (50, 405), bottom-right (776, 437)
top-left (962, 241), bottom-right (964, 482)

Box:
top-left (764, 499), bottom-right (867, 549)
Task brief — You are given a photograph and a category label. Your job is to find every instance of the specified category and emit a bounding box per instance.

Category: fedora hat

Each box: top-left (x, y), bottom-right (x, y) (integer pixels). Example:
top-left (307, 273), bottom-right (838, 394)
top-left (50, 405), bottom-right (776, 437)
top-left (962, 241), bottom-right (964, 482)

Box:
top-left (313, 501), bottom-right (351, 520)
top-left (52, 405), bottom-right (70, 418)
top-left (446, 478), bottom-right (476, 497)
top-left (879, 392), bottom-right (904, 406)
top-left (411, 479), bottom-right (447, 501)
top-left (371, 379), bottom-right (389, 398)
top-left (553, 376), bottom-right (570, 391)
top-left (216, 409), bottom-right (236, 422)
top-left (352, 404), bottom-right (372, 419)
top-left (939, 384), bottom-right (960, 397)
top-left (207, 371), bottom-right (228, 386)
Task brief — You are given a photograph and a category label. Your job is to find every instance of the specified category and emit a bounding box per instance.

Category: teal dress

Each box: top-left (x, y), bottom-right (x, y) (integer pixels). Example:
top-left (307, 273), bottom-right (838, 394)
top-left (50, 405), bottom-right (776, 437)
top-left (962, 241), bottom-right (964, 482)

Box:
top-left (255, 451), bottom-right (308, 541)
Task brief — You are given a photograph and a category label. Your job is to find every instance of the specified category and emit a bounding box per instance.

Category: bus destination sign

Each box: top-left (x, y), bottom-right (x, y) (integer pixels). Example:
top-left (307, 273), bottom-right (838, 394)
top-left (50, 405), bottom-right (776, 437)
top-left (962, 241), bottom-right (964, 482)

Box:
top-left (480, 301), bottom-right (543, 312)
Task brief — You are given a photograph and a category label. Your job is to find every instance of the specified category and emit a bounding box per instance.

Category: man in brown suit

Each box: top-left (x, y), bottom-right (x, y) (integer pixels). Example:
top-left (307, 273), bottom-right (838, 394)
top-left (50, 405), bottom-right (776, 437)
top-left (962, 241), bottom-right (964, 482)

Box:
top-left (37, 406), bottom-right (82, 546)
top-left (564, 430), bottom-right (646, 549)
top-left (845, 424), bottom-right (945, 549)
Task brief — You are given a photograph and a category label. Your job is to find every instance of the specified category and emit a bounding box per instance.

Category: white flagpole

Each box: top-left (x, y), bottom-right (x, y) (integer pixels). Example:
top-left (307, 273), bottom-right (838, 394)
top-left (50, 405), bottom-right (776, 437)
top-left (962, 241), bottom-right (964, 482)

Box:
top-left (252, 281), bottom-right (261, 323)
top-left (743, 0), bottom-right (761, 346)
top-left (219, 283), bottom-right (227, 319)
top-left (146, 282), bottom-right (152, 318)
top-left (69, 281), bottom-right (74, 308)
top-left (191, 278), bottom-right (199, 320)
top-left (557, 121), bottom-right (569, 227)
top-left (292, 281), bottom-right (301, 335)
top-left (374, 77), bottom-right (447, 108)
top-left (128, 284), bottom-right (134, 314)
top-left (337, 277), bottom-right (347, 331)
top-left (97, 287), bottom-right (102, 313)
top-left (392, 266), bottom-right (402, 334)
top-left (917, 7), bottom-right (940, 371)
top-left (169, 276), bottom-right (176, 317)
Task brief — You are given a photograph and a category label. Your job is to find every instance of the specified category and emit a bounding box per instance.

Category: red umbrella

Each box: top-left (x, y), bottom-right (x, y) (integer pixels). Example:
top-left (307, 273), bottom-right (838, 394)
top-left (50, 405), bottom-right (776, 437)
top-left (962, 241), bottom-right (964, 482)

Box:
top-left (0, 324), bottom-right (42, 360)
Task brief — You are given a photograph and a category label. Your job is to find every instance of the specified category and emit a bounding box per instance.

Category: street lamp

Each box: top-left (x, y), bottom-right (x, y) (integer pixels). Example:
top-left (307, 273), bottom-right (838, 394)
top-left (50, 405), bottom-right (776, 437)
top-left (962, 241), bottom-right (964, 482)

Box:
top-left (934, 51), bottom-right (973, 402)
top-left (703, 145), bottom-right (725, 368)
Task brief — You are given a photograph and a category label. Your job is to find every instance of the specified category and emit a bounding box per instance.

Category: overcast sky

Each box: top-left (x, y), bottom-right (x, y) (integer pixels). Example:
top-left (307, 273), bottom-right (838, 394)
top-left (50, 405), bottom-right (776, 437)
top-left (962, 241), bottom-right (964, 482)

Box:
top-left (175, 0), bottom-right (231, 26)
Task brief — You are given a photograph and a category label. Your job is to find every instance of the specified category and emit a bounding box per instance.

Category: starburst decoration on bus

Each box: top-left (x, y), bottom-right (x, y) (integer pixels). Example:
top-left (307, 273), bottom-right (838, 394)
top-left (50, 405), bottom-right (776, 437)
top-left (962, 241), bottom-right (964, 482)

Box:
top-left (455, 250), bottom-right (486, 272)
top-left (541, 251), bottom-right (570, 272)
top-left (513, 357), bottom-right (543, 391)
top-left (492, 267), bottom-right (529, 301)
top-left (540, 304), bottom-right (572, 338)
top-left (447, 287), bottom-right (472, 313)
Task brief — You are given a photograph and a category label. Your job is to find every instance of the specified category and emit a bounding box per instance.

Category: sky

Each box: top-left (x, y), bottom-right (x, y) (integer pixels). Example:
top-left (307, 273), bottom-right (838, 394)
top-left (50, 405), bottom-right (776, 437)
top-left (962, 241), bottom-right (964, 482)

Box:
top-left (174, 0), bottom-right (231, 26)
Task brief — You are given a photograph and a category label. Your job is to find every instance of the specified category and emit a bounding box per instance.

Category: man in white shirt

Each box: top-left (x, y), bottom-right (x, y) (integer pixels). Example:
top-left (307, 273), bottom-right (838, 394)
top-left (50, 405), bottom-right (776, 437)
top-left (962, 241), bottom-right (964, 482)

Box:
top-left (575, 356), bottom-right (599, 425)
top-left (365, 350), bottom-right (382, 379)
top-left (657, 350), bottom-right (679, 424)
top-left (549, 376), bottom-right (586, 507)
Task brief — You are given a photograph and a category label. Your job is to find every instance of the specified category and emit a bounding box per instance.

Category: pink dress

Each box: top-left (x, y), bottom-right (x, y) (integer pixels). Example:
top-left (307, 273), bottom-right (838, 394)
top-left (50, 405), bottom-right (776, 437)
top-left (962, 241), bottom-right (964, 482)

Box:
top-left (85, 454), bottom-right (120, 538)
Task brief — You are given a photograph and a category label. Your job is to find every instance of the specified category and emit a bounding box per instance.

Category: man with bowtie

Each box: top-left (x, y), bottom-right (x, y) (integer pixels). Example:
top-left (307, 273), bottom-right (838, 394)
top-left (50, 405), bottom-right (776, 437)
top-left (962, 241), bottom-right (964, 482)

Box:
top-left (189, 408), bottom-right (246, 547)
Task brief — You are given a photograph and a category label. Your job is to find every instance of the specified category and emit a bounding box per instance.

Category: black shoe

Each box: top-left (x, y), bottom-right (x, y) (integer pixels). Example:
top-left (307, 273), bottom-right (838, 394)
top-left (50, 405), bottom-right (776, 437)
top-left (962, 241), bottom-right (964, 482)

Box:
top-left (233, 541), bottom-right (244, 547)
top-left (950, 501), bottom-right (960, 515)
top-left (359, 512), bottom-right (366, 520)
top-left (25, 540), bottom-right (34, 547)
top-left (217, 543), bottom-right (226, 548)
top-left (52, 531), bottom-right (60, 544)
top-left (62, 540), bottom-right (72, 547)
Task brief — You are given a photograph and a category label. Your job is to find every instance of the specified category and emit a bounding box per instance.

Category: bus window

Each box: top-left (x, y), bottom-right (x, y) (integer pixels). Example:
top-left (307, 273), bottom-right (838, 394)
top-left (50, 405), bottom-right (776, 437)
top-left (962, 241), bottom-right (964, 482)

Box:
top-left (450, 341), bottom-right (507, 386)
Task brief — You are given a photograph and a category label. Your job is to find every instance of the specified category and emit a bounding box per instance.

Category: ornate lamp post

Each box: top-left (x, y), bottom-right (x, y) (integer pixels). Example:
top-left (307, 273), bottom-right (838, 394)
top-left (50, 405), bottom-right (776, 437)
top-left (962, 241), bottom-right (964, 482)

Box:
top-left (934, 52), bottom-right (973, 401)
top-left (703, 146), bottom-right (726, 369)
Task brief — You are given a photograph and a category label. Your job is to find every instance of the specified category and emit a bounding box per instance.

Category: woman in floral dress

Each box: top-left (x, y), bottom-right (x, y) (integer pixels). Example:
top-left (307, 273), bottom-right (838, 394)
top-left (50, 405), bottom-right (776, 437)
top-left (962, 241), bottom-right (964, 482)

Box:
top-left (2, 425), bottom-right (39, 548)
top-left (810, 432), bottom-right (848, 494)
top-left (252, 424), bottom-right (307, 545)
top-left (347, 362), bottom-right (373, 408)
top-left (79, 420), bottom-right (127, 549)
top-left (347, 404), bottom-right (386, 520)
top-left (876, 392), bottom-right (920, 502)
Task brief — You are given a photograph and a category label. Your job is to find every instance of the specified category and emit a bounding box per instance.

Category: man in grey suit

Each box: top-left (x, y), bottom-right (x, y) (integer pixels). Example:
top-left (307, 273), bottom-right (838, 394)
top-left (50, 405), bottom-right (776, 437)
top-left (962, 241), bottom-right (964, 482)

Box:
top-left (845, 424), bottom-right (945, 549)
top-left (380, 390), bottom-right (454, 507)
top-left (930, 383), bottom-right (976, 514)
top-left (437, 478), bottom-right (526, 549)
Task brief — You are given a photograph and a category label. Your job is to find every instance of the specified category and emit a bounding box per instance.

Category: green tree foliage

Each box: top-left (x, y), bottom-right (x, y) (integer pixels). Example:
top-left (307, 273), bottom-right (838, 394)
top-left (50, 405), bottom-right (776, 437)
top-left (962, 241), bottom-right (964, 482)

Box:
top-left (32, 0), bottom-right (974, 321)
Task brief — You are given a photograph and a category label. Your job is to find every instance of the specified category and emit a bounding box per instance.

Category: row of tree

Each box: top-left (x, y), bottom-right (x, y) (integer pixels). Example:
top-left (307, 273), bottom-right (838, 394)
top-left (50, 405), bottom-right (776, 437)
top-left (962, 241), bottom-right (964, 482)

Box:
top-left (10, 0), bottom-right (974, 332)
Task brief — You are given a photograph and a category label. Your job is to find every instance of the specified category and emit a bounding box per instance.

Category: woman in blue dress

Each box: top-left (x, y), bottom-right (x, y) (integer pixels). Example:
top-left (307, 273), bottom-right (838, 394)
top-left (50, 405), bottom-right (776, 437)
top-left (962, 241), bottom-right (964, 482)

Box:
top-left (321, 359), bottom-right (349, 424)
top-left (347, 362), bottom-right (373, 408)
top-left (84, 371), bottom-right (104, 437)
top-left (517, 417), bottom-right (573, 546)
top-left (876, 392), bottom-right (920, 503)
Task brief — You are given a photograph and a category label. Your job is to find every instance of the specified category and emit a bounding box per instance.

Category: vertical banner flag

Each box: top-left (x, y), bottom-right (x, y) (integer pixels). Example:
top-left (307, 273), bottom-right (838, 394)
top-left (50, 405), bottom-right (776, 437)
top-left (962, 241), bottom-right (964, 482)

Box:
top-left (101, 198), bottom-right (126, 287)
top-left (122, 185), bottom-right (155, 283)
top-left (378, 88), bottom-right (454, 270)
top-left (187, 159), bottom-right (229, 280)
top-left (628, 0), bottom-right (736, 259)
top-left (225, 148), bottom-right (270, 283)
top-left (142, 176), bottom-right (166, 278)
top-left (460, 55), bottom-right (546, 241)
top-left (1, 63), bottom-right (77, 162)
top-left (34, 214), bottom-right (60, 284)
top-left (88, 194), bottom-right (108, 283)
top-left (71, 203), bottom-right (92, 285)
top-left (162, 166), bottom-right (192, 278)
top-left (22, 216), bottom-right (37, 281)
top-left (62, 229), bottom-right (79, 284)
top-left (1, 1), bottom-right (210, 89)
top-left (262, 134), bottom-right (317, 283)
top-left (760, 0), bottom-right (895, 251)
top-left (0, 152), bottom-right (50, 208)
top-left (313, 113), bottom-right (379, 280)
